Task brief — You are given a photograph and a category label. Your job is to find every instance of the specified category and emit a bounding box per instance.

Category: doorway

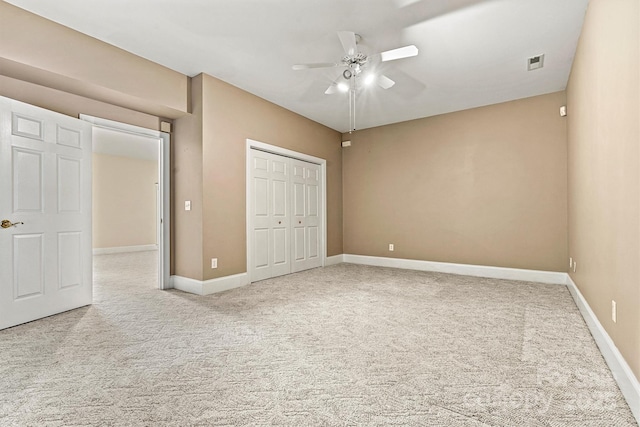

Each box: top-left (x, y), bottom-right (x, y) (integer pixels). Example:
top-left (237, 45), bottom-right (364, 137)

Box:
top-left (81, 115), bottom-right (170, 289)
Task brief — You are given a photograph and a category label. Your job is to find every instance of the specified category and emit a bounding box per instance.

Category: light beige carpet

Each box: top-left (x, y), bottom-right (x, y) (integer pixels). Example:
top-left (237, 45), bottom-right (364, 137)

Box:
top-left (0, 251), bottom-right (636, 426)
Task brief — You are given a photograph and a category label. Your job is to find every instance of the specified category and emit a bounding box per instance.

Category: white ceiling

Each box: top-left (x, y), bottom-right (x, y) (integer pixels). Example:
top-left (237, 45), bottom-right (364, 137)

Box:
top-left (8, 0), bottom-right (589, 133)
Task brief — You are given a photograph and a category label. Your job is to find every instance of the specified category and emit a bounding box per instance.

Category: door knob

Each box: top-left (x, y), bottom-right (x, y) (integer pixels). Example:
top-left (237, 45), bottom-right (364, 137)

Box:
top-left (1, 220), bottom-right (24, 229)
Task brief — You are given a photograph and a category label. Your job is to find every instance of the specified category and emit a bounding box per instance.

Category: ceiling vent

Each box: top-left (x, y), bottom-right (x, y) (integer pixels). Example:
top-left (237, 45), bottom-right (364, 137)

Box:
top-left (527, 54), bottom-right (545, 71)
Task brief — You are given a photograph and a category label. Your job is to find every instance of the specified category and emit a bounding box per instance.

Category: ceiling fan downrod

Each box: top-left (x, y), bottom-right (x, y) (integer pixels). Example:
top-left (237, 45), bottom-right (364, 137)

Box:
top-left (349, 80), bottom-right (356, 132)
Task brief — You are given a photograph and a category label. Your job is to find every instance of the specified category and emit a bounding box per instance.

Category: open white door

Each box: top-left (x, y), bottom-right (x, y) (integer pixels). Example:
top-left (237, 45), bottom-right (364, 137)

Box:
top-left (0, 96), bottom-right (92, 330)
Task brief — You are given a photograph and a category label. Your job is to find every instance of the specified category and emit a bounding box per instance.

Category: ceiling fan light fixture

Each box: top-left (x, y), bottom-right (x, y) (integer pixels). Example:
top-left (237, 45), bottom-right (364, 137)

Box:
top-left (293, 31), bottom-right (419, 131)
top-left (363, 74), bottom-right (376, 85)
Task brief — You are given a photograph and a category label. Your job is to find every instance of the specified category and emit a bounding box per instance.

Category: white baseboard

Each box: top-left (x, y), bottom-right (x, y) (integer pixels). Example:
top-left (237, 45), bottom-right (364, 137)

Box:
top-left (171, 273), bottom-right (250, 296)
top-left (566, 275), bottom-right (640, 422)
top-left (93, 244), bottom-right (157, 255)
top-left (324, 254), bottom-right (345, 266)
top-left (341, 254), bottom-right (567, 284)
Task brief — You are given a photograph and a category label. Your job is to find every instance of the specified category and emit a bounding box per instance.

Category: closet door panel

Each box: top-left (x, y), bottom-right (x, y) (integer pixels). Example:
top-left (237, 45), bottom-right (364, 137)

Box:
top-left (291, 159), bottom-right (322, 272)
top-left (250, 149), bottom-right (322, 282)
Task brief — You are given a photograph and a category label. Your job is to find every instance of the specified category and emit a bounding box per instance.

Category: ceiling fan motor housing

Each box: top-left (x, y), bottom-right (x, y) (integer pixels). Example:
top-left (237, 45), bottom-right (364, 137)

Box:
top-left (343, 53), bottom-right (368, 67)
top-left (342, 53), bottom-right (368, 79)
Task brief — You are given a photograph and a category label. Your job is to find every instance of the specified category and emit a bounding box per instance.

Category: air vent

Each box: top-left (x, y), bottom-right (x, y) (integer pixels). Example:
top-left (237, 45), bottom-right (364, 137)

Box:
top-left (527, 54), bottom-right (545, 71)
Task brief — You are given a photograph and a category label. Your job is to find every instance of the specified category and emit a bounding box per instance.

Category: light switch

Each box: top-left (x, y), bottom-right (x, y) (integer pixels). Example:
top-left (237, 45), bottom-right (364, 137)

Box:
top-left (185, 200), bottom-right (191, 211)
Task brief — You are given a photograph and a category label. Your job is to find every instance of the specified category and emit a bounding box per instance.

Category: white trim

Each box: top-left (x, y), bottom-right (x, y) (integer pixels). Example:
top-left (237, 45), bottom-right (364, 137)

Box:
top-left (566, 275), bottom-right (640, 422)
top-left (93, 244), bottom-right (157, 255)
top-left (158, 131), bottom-right (170, 290)
top-left (245, 139), bottom-right (327, 283)
top-left (81, 114), bottom-right (171, 290)
top-left (172, 273), bottom-right (250, 296)
top-left (80, 114), bottom-right (161, 139)
top-left (171, 275), bottom-right (202, 295)
top-left (248, 139), bottom-right (326, 165)
top-left (325, 254), bottom-right (345, 266)
top-left (341, 254), bottom-right (567, 284)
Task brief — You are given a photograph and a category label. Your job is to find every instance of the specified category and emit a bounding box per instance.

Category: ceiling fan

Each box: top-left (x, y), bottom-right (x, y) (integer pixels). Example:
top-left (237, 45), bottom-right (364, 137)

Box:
top-left (292, 31), bottom-right (419, 95)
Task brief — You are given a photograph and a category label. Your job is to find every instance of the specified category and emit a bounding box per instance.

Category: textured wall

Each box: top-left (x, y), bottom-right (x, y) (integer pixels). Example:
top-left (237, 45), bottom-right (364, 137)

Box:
top-left (93, 153), bottom-right (158, 249)
top-left (567, 0), bottom-right (640, 380)
top-left (343, 92), bottom-right (568, 272)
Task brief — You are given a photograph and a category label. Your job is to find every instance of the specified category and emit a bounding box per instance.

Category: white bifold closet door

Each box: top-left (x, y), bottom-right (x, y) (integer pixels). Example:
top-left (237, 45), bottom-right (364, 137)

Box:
top-left (250, 149), bottom-right (322, 282)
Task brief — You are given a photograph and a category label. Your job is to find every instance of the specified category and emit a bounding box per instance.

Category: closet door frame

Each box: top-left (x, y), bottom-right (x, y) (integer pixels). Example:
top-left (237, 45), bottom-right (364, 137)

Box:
top-left (246, 139), bottom-right (326, 283)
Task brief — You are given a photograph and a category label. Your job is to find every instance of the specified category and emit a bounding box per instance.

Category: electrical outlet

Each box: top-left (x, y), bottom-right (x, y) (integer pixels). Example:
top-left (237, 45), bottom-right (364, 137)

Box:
top-left (612, 300), bottom-right (617, 323)
top-left (389, 243), bottom-right (394, 251)
top-left (573, 261), bottom-right (577, 273)
top-left (569, 257), bottom-right (573, 269)
top-left (211, 258), bottom-right (218, 269)
top-left (185, 200), bottom-right (191, 211)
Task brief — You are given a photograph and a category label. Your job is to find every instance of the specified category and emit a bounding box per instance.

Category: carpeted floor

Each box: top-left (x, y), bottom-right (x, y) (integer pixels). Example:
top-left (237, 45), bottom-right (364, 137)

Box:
top-left (0, 251), bottom-right (636, 426)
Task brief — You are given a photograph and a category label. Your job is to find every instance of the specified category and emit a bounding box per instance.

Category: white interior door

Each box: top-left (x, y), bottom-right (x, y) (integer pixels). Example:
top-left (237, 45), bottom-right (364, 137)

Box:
top-left (250, 149), bottom-right (291, 281)
top-left (291, 159), bottom-right (322, 273)
top-left (0, 96), bottom-right (92, 330)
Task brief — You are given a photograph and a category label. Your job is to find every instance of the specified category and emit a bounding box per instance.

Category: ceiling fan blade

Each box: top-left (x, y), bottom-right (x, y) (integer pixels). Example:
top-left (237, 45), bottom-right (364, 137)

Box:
top-left (377, 75), bottom-right (396, 89)
top-left (325, 84), bottom-right (339, 95)
top-left (292, 63), bottom-right (339, 70)
top-left (325, 77), bottom-right (350, 95)
top-left (380, 45), bottom-right (419, 62)
top-left (337, 31), bottom-right (357, 56)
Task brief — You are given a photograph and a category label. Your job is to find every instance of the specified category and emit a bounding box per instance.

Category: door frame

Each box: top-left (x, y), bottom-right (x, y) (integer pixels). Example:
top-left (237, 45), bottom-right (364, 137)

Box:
top-left (81, 115), bottom-right (170, 290)
top-left (245, 139), bottom-right (327, 282)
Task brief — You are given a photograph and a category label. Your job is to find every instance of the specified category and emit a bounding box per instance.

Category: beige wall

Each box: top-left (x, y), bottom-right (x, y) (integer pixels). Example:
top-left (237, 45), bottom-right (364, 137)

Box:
top-left (0, 2), bottom-right (180, 131)
top-left (92, 153), bottom-right (158, 249)
top-left (567, 0), bottom-right (640, 380)
top-left (173, 73), bottom-right (343, 281)
top-left (0, 75), bottom-right (162, 131)
top-left (343, 92), bottom-right (568, 272)
top-left (0, 2), bottom-right (188, 119)
top-left (201, 74), bottom-right (342, 280)
top-left (1, 0), bottom-right (345, 281)
top-left (173, 76), bottom-right (204, 279)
